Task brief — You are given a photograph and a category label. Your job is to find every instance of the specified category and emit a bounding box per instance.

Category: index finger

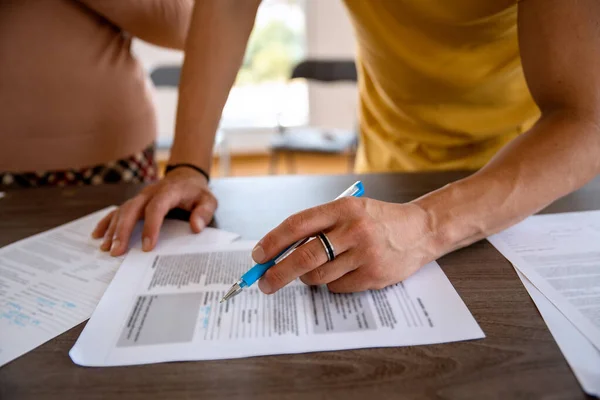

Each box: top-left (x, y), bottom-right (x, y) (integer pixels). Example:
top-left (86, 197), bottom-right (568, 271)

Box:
top-left (252, 199), bottom-right (347, 264)
top-left (141, 190), bottom-right (180, 251)
top-left (110, 195), bottom-right (148, 256)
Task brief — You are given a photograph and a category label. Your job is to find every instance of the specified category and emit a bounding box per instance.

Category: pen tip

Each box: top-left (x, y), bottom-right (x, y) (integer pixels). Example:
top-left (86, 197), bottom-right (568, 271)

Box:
top-left (219, 299), bottom-right (225, 304)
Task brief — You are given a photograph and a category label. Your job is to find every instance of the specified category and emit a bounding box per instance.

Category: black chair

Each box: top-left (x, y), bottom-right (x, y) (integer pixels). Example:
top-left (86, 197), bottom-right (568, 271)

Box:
top-left (269, 59), bottom-right (359, 175)
top-left (150, 66), bottom-right (182, 87)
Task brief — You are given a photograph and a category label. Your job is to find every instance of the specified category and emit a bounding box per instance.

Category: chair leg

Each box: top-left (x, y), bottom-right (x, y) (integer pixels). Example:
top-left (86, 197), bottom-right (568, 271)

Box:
top-left (285, 151), bottom-right (296, 174)
top-left (269, 151), bottom-right (279, 175)
top-left (347, 152), bottom-right (354, 173)
top-left (348, 140), bottom-right (358, 172)
top-left (219, 136), bottom-right (231, 177)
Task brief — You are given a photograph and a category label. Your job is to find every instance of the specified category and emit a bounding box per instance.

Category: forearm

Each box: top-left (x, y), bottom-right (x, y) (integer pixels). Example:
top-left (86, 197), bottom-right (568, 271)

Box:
top-left (80, 0), bottom-right (193, 49)
top-left (169, 0), bottom-right (260, 170)
top-left (414, 110), bottom-right (600, 256)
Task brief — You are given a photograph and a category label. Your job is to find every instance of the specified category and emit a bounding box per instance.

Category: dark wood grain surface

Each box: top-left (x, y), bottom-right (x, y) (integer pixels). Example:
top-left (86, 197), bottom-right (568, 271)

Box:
top-left (1, 172), bottom-right (598, 400)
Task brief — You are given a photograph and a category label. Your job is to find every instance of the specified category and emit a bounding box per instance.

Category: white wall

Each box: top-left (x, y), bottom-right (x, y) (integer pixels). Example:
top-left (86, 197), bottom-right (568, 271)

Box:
top-left (305, 0), bottom-right (358, 131)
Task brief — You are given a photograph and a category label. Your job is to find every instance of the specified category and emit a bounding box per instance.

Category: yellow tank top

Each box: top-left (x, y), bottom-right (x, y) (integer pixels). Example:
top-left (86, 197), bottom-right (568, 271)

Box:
top-left (342, 0), bottom-right (540, 172)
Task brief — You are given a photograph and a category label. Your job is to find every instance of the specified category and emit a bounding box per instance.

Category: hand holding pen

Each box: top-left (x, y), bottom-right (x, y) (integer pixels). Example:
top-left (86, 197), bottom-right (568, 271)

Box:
top-left (222, 179), bottom-right (441, 301)
top-left (221, 181), bottom-right (364, 302)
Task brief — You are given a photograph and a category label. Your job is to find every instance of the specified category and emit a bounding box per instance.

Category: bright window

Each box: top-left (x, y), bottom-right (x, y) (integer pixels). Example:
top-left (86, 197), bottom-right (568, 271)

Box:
top-left (133, 0), bottom-right (308, 147)
top-left (223, 0), bottom-right (307, 129)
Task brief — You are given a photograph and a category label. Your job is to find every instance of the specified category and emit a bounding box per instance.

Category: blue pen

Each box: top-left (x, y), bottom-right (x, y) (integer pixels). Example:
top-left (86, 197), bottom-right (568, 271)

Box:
top-left (220, 181), bottom-right (365, 303)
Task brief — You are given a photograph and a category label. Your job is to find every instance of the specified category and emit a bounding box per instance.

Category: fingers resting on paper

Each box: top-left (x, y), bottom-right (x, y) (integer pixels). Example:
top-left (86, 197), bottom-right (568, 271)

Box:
top-left (91, 168), bottom-right (217, 257)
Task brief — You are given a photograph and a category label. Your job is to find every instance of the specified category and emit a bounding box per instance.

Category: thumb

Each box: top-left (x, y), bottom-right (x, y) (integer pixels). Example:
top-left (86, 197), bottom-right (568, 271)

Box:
top-left (190, 194), bottom-right (217, 233)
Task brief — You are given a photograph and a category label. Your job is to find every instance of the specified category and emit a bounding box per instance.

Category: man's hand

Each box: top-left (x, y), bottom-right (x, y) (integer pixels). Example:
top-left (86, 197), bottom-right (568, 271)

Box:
top-left (92, 168), bottom-right (217, 256)
top-left (251, 197), bottom-right (439, 294)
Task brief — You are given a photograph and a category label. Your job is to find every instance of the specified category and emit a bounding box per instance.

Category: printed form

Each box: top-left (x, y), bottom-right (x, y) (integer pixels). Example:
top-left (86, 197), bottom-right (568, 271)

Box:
top-left (0, 207), bottom-right (239, 367)
top-left (488, 211), bottom-right (600, 350)
top-left (488, 210), bottom-right (600, 397)
top-left (516, 270), bottom-right (600, 396)
top-left (70, 241), bottom-right (485, 366)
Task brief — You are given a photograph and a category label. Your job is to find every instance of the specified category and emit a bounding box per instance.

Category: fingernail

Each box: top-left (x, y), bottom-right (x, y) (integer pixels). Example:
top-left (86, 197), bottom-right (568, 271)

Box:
top-left (196, 217), bottom-right (206, 232)
top-left (110, 239), bottom-right (120, 255)
top-left (100, 238), bottom-right (110, 251)
top-left (142, 237), bottom-right (151, 252)
top-left (258, 278), bottom-right (271, 294)
top-left (252, 244), bottom-right (265, 263)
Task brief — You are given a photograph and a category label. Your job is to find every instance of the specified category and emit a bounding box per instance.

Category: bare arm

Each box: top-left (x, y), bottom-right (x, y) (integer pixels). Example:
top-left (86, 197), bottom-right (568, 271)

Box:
top-left (93, 0), bottom-right (261, 256)
top-left (414, 0), bottom-right (600, 255)
top-left (79, 0), bottom-right (193, 49)
top-left (168, 0), bottom-right (261, 171)
top-left (227, 0), bottom-right (600, 296)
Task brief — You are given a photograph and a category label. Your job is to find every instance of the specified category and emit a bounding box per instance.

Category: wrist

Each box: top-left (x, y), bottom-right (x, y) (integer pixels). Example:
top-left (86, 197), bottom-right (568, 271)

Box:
top-left (164, 163), bottom-right (210, 186)
top-left (411, 179), bottom-right (484, 257)
top-left (165, 163), bottom-right (210, 183)
top-left (168, 141), bottom-right (213, 172)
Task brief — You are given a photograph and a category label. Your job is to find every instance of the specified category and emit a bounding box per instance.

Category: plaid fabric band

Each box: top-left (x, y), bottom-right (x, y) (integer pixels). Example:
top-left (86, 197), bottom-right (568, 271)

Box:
top-left (0, 143), bottom-right (158, 189)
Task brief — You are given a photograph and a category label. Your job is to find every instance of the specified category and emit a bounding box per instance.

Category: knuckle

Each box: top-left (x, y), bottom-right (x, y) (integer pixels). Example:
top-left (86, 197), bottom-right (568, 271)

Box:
top-left (158, 184), bottom-right (177, 199)
top-left (361, 246), bottom-right (379, 263)
top-left (140, 182), bottom-right (161, 196)
top-left (350, 218), bottom-right (375, 240)
top-left (364, 266), bottom-right (382, 283)
top-left (295, 246), bottom-right (321, 271)
top-left (118, 201), bottom-right (137, 219)
top-left (265, 268), bottom-right (287, 289)
top-left (259, 234), bottom-right (278, 255)
top-left (303, 266), bottom-right (327, 285)
top-left (285, 212), bottom-right (309, 236)
top-left (145, 199), bottom-right (167, 216)
top-left (313, 266), bottom-right (328, 284)
top-left (338, 196), bottom-right (364, 214)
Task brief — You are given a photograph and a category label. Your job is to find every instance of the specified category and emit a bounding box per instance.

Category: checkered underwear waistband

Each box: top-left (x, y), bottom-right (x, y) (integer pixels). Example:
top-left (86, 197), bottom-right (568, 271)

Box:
top-left (0, 143), bottom-right (158, 189)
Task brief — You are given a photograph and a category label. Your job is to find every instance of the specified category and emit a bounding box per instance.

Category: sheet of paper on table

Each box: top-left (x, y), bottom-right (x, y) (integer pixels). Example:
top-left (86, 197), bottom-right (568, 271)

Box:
top-left (515, 269), bottom-right (600, 397)
top-left (488, 210), bottom-right (600, 397)
top-left (488, 211), bottom-right (600, 350)
top-left (0, 206), bottom-right (239, 367)
top-left (70, 241), bottom-right (485, 366)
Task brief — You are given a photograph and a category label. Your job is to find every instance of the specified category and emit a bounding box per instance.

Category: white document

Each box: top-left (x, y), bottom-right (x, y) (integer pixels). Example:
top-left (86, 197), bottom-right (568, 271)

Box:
top-left (515, 268), bottom-right (600, 397)
top-left (0, 207), bottom-right (239, 367)
top-left (70, 241), bottom-right (485, 366)
top-left (488, 211), bottom-right (600, 350)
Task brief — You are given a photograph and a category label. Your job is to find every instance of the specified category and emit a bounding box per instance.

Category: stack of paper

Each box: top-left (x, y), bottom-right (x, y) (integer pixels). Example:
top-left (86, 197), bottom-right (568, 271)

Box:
top-left (69, 241), bottom-right (485, 366)
top-left (488, 211), bottom-right (600, 397)
top-left (0, 207), bottom-right (239, 367)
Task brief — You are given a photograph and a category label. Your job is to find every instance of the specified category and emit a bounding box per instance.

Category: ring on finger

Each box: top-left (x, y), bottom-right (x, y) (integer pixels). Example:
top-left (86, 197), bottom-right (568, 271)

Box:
top-left (317, 231), bottom-right (335, 262)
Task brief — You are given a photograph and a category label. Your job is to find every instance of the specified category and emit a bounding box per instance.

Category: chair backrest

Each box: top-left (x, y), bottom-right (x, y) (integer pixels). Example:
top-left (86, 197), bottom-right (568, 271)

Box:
top-left (150, 61), bottom-right (357, 87)
top-left (150, 65), bottom-right (181, 87)
top-left (290, 60), bottom-right (357, 83)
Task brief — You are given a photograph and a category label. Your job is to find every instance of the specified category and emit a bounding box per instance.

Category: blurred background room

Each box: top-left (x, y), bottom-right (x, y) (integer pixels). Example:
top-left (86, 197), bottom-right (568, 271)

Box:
top-left (133, 0), bottom-right (359, 178)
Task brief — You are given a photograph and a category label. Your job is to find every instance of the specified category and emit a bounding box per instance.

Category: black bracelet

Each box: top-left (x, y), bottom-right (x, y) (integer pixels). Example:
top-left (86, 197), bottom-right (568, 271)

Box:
top-left (165, 163), bottom-right (210, 182)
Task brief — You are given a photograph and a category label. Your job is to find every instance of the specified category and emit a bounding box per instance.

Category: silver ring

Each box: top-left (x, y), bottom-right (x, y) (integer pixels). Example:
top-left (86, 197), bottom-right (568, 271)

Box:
top-left (317, 232), bottom-right (335, 262)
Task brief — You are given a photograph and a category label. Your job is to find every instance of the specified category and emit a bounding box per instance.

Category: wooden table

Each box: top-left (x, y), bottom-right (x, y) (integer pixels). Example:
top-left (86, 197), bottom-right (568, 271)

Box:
top-left (1, 172), bottom-right (598, 399)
